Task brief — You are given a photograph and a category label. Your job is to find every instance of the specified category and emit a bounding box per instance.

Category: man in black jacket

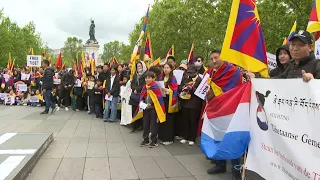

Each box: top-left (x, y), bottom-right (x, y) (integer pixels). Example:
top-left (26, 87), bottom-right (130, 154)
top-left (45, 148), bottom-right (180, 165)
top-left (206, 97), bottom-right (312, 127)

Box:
top-left (41, 60), bottom-right (57, 114)
top-left (58, 69), bottom-right (75, 111)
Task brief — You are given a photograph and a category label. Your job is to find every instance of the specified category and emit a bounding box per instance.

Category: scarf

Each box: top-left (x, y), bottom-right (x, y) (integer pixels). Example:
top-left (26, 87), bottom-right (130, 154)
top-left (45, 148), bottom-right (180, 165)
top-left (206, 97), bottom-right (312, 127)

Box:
top-left (132, 81), bottom-right (166, 123)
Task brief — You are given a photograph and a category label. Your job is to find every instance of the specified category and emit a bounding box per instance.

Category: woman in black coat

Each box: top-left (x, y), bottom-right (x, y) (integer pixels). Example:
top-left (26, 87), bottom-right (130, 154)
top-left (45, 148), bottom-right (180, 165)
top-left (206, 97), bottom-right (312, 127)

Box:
top-left (129, 61), bottom-right (147, 132)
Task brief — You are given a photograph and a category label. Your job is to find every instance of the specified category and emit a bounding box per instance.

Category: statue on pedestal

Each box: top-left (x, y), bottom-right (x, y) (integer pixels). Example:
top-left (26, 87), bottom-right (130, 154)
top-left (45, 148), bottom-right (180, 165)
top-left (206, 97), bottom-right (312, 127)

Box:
top-left (86, 19), bottom-right (98, 44)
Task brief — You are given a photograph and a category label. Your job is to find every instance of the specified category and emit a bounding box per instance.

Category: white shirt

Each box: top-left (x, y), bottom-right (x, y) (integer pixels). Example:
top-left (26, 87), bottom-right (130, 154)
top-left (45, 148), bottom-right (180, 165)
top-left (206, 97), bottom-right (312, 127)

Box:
top-left (110, 75), bottom-right (116, 90)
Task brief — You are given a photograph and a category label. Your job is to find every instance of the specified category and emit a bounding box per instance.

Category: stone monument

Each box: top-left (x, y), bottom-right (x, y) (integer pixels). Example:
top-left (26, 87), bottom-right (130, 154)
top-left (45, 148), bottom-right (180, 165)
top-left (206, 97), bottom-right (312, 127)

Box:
top-left (83, 19), bottom-right (102, 65)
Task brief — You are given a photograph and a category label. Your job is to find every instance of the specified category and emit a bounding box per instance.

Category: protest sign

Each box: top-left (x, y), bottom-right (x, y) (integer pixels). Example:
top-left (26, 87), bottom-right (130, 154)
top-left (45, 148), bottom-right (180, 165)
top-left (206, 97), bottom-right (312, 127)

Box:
top-left (266, 52), bottom-right (277, 70)
top-left (194, 73), bottom-right (210, 100)
top-left (246, 79), bottom-right (320, 180)
top-left (0, 93), bottom-right (7, 100)
top-left (17, 84), bottom-right (27, 92)
top-left (87, 81), bottom-right (94, 90)
top-left (315, 39), bottom-right (320, 59)
top-left (21, 73), bottom-right (30, 81)
top-left (27, 55), bottom-right (42, 67)
top-left (54, 79), bottom-right (61, 85)
top-left (74, 79), bottom-right (82, 87)
top-left (30, 96), bottom-right (39, 103)
top-left (173, 70), bottom-right (184, 85)
top-left (156, 81), bottom-right (166, 97)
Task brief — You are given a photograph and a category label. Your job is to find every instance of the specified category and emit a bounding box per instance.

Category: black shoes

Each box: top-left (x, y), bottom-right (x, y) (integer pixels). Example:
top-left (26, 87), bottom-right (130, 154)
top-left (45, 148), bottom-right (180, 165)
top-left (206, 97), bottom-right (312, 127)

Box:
top-left (140, 140), bottom-right (149, 147)
top-left (149, 142), bottom-right (158, 148)
top-left (207, 164), bottom-right (227, 174)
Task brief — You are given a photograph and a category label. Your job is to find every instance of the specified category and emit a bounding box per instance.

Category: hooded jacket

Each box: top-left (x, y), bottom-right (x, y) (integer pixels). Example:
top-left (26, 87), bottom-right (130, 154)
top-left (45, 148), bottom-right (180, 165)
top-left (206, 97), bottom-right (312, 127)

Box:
top-left (42, 67), bottom-right (54, 90)
top-left (269, 44), bottom-right (292, 77)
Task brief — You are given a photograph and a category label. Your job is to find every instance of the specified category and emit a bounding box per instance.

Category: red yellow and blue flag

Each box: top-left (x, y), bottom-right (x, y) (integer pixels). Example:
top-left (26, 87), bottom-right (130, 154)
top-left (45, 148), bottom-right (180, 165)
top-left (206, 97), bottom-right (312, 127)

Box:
top-left (187, 44), bottom-right (195, 65)
top-left (112, 56), bottom-right (119, 67)
top-left (307, 0), bottom-right (320, 33)
top-left (166, 45), bottom-right (174, 59)
top-left (7, 53), bottom-right (12, 70)
top-left (220, 0), bottom-right (268, 77)
top-left (283, 21), bottom-right (297, 45)
top-left (130, 5), bottom-right (150, 80)
top-left (207, 62), bottom-right (243, 97)
top-left (144, 32), bottom-right (153, 61)
top-left (132, 82), bottom-right (166, 123)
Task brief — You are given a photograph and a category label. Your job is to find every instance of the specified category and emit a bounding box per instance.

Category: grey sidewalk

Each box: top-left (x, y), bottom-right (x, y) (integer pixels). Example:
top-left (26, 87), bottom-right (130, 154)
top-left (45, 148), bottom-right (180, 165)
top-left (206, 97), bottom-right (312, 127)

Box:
top-left (0, 105), bottom-right (263, 180)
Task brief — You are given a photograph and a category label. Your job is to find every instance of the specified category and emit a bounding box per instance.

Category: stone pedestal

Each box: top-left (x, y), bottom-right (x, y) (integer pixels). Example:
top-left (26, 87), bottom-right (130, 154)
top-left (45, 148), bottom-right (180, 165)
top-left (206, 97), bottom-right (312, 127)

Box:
top-left (83, 43), bottom-right (102, 66)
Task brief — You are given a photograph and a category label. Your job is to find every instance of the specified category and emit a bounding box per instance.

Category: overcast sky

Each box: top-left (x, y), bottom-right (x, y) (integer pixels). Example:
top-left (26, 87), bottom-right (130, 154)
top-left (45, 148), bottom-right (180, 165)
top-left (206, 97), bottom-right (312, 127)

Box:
top-left (1, 0), bottom-right (153, 51)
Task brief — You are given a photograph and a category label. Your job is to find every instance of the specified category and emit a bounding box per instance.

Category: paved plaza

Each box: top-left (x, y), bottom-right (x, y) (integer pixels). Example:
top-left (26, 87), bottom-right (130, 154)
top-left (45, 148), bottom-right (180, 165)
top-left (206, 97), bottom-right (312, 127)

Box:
top-left (0, 105), bottom-right (264, 180)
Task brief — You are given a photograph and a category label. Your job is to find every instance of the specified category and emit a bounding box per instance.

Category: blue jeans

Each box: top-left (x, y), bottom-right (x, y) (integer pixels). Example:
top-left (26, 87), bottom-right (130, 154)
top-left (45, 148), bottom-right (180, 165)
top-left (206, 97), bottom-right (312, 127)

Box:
top-left (216, 158), bottom-right (241, 171)
top-left (44, 89), bottom-right (55, 113)
top-left (103, 97), bottom-right (118, 121)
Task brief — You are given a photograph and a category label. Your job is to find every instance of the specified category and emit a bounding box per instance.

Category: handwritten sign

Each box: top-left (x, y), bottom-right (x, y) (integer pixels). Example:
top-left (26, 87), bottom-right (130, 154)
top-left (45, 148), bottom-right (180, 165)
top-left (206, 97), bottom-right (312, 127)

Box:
top-left (267, 52), bottom-right (277, 70)
top-left (53, 79), bottom-right (61, 85)
top-left (194, 73), bottom-right (209, 100)
top-left (27, 55), bottom-right (42, 67)
top-left (17, 84), bottom-right (27, 92)
top-left (156, 81), bottom-right (166, 97)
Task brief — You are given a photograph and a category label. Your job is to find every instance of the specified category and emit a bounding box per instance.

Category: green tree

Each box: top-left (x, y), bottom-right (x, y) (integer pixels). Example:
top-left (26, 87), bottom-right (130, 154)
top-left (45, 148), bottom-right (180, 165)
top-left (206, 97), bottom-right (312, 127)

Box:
top-left (62, 37), bottom-right (83, 66)
top-left (128, 0), bottom-right (314, 64)
top-left (0, 9), bottom-right (43, 68)
top-left (102, 41), bottom-right (132, 63)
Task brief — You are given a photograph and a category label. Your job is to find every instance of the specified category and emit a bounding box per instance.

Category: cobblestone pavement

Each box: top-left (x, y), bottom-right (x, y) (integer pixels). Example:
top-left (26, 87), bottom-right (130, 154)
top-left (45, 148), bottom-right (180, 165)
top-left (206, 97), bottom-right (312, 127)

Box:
top-left (0, 105), bottom-right (264, 180)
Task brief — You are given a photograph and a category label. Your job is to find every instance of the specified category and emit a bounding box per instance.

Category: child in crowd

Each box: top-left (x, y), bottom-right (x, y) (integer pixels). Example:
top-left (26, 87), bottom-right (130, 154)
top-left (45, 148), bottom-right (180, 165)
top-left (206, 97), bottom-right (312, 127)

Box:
top-left (103, 65), bottom-right (120, 122)
top-left (93, 78), bottom-right (103, 118)
top-left (86, 75), bottom-right (95, 114)
top-left (137, 71), bottom-right (166, 148)
top-left (35, 89), bottom-right (44, 106)
top-left (6, 89), bottom-right (16, 105)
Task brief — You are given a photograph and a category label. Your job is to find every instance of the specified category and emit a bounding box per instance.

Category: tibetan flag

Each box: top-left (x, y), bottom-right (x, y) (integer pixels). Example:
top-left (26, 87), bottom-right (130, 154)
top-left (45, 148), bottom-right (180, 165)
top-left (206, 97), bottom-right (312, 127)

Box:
top-left (91, 59), bottom-right (95, 75)
top-left (130, 5), bottom-right (149, 62)
top-left (81, 52), bottom-right (86, 68)
top-left (282, 38), bottom-right (287, 45)
top-left (207, 62), bottom-right (243, 97)
top-left (48, 57), bottom-right (52, 66)
top-left (29, 48), bottom-right (34, 55)
top-left (151, 57), bottom-right (161, 67)
top-left (41, 50), bottom-right (46, 58)
top-left (61, 63), bottom-right (66, 70)
top-left (132, 81), bottom-right (166, 123)
top-left (307, 0), bottom-right (320, 33)
top-left (10, 59), bottom-right (15, 71)
top-left (112, 56), bottom-right (119, 67)
top-left (166, 45), bottom-right (174, 59)
top-left (187, 44), bottom-right (195, 65)
top-left (144, 32), bottom-right (153, 61)
top-left (55, 52), bottom-right (63, 69)
top-left (283, 21), bottom-right (297, 45)
top-left (7, 53), bottom-right (12, 69)
top-left (220, 0), bottom-right (269, 77)
top-left (167, 76), bottom-right (179, 113)
top-left (200, 82), bottom-right (251, 160)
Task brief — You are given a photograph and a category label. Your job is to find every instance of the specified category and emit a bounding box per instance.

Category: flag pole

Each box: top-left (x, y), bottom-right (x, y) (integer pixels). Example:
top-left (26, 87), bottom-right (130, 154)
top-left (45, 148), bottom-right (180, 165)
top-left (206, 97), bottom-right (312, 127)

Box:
top-left (241, 150), bottom-right (248, 180)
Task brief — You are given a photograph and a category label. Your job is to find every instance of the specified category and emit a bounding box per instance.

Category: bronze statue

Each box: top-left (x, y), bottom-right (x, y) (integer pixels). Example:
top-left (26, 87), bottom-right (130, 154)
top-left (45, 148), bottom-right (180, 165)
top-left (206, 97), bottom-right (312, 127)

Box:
top-left (87, 19), bottom-right (98, 44)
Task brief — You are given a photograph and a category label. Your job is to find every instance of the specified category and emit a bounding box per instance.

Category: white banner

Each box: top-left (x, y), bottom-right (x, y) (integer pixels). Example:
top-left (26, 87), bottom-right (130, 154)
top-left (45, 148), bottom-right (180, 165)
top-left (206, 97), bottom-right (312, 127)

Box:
top-left (27, 55), bottom-right (42, 67)
top-left (17, 84), bottom-right (27, 92)
top-left (267, 52), bottom-right (277, 70)
top-left (246, 79), bottom-right (320, 180)
top-left (194, 73), bottom-right (209, 100)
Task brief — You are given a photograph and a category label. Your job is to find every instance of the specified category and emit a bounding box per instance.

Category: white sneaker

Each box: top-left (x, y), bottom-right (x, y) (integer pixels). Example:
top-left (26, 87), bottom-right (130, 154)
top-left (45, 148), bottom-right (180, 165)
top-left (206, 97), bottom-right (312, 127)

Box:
top-left (162, 141), bottom-right (173, 146)
top-left (57, 107), bottom-right (60, 111)
top-left (188, 141), bottom-right (195, 146)
top-left (175, 136), bottom-right (183, 140)
top-left (65, 107), bottom-right (69, 111)
top-left (180, 139), bottom-right (187, 144)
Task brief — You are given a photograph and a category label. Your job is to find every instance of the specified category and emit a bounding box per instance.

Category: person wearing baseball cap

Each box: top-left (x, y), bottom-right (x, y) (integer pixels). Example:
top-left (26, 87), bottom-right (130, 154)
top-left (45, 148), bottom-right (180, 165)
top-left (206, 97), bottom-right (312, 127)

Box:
top-left (284, 30), bottom-right (320, 81)
top-left (247, 30), bottom-right (320, 82)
